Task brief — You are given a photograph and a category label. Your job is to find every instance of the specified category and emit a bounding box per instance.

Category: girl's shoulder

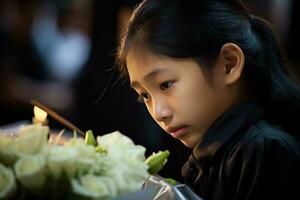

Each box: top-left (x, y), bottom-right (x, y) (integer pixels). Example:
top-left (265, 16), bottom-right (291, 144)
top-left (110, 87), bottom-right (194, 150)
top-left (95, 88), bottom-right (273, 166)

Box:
top-left (222, 120), bottom-right (300, 200)
top-left (227, 119), bottom-right (300, 163)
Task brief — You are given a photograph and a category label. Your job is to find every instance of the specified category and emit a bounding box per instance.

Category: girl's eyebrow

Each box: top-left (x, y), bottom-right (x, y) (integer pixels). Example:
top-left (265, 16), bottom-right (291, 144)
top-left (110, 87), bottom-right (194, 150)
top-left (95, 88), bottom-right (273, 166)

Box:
top-left (130, 68), bottom-right (168, 89)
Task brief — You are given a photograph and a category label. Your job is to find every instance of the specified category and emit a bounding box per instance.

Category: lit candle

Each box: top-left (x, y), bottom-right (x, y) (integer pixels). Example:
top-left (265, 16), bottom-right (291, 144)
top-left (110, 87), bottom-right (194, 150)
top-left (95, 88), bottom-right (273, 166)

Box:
top-left (33, 106), bottom-right (48, 125)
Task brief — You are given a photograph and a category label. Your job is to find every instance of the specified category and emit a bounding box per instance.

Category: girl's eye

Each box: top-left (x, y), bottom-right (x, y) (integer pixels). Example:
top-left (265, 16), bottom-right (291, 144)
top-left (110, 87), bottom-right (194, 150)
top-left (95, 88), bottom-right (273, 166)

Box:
top-left (137, 93), bottom-right (149, 103)
top-left (160, 81), bottom-right (174, 90)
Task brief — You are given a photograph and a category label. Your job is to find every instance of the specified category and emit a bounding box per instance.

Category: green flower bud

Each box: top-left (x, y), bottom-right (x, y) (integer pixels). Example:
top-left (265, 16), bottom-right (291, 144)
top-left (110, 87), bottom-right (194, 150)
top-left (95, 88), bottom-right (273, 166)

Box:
top-left (145, 150), bottom-right (170, 174)
top-left (85, 130), bottom-right (96, 146)
top-left (95, 145), bottom-right (106, 154)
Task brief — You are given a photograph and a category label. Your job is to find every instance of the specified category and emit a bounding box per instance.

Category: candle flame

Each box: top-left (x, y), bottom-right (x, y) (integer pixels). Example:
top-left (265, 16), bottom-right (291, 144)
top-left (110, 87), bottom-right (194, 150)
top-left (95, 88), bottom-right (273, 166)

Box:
top-left (34, 106), bottom-right (48, 123)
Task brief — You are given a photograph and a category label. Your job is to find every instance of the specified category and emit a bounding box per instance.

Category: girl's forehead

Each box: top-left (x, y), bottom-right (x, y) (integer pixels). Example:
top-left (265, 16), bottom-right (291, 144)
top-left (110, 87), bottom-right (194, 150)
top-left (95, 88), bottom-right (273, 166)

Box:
top-left (127, 51), bottom-right (202, 83)
top-left (128, 54), bottom-right (184, 80)
top-left (127, 50), bottom-right (167, 74)
top-left (127, 48), bottom-right (159, 65)
top-left (126, 51), bottom-right (168, 84)
top-left (127, 49), bottom-right (189, 70)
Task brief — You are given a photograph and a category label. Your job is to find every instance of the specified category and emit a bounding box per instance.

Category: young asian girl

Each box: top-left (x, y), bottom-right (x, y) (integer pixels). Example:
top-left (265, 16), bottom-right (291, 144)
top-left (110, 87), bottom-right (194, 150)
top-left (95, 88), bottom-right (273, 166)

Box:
top-left (116, 0), bottom-right (300, 199)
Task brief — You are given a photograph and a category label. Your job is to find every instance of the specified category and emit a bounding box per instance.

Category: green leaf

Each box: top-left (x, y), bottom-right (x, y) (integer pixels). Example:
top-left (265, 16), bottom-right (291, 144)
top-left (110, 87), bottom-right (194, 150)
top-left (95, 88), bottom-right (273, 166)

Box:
top-left (165, 178), bottom-right (177, 185)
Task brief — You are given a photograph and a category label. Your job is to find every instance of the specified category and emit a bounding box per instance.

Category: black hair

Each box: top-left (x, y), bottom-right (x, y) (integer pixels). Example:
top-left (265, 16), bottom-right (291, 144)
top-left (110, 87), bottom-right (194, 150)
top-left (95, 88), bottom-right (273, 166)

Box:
top-left (116, 0), bottom-right (300, 139)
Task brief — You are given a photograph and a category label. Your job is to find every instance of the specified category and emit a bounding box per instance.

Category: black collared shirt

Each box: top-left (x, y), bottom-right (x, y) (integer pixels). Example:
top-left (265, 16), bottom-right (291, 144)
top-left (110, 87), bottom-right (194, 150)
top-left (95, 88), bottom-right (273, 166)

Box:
top-left (182, 101), bottom-right (300, 200)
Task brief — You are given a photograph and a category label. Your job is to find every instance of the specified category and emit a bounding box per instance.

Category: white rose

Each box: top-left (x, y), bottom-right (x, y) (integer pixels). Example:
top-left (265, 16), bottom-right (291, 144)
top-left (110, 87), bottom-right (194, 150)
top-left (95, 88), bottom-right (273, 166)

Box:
top-left (126, 145), bottom-right (148, 161)
top-left (67, 136), bottom-right (85, 147)
top-left (14, 124), bottom-right (49, 157)
top-left (97, 131), bottom-right (134, 147)
top-left (47, 145), bottom-right (78, 179)
top-left (65, 137), bottom-right (107, 175)
top-left (85, 154), bottom-right (108, 175)
top-left (97, 131), bottom-right (146, 161)
top-left (97, 131), bottom-right (149, 194)
top-left (71, 175), bottom-right (117, 199)
top-left (0, 163), bottom-right (16, 199)
top-left (0, 136), bottom-right (17, 165)
top-left (14, 155), bottom-right (46, 190)
top-left (106, 161), bottom-right (148, 194)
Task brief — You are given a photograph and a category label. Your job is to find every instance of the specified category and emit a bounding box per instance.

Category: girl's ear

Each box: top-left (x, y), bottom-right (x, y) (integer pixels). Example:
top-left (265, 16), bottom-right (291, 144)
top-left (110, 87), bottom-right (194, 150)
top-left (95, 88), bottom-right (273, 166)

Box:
top-left (219, 43), bottom-right (245, 85)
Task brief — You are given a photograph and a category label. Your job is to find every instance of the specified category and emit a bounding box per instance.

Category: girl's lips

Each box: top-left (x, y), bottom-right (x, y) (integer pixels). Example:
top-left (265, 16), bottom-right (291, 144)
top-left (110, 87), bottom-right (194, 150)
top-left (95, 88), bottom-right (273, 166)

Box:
top-left (169, 126), bottom-right (188, 139)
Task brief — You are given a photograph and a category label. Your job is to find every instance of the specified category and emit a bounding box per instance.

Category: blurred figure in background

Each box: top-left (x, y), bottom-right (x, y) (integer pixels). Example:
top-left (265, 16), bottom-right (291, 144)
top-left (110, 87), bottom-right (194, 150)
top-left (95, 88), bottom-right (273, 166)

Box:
top-left (32, 0), bottom-right (91, 84)
top-left (0, 0), bottom-right (91, 126)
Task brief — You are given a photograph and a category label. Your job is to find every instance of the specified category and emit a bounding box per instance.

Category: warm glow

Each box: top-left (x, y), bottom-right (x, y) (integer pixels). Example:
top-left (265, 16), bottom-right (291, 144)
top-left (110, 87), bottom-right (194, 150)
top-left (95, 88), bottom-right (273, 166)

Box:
top-left (34, 106), bottom-right (48, 123)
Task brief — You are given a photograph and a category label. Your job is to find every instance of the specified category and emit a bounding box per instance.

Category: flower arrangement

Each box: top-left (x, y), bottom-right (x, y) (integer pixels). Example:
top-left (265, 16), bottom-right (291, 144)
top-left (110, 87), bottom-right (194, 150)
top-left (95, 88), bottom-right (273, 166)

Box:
top-left (0, 124), bottom-right (170, 199)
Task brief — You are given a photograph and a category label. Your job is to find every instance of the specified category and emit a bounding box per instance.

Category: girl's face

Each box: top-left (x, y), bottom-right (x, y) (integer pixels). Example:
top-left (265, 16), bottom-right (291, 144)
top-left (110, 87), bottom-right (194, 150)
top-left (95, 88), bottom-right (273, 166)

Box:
top-left (127, 50), bottom-right (235, 148)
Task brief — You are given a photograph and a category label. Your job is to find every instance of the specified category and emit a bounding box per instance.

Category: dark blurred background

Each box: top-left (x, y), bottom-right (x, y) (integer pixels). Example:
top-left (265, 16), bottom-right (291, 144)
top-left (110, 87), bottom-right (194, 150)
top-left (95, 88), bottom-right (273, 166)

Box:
top-left (0, 0), bottom-right (299, 182)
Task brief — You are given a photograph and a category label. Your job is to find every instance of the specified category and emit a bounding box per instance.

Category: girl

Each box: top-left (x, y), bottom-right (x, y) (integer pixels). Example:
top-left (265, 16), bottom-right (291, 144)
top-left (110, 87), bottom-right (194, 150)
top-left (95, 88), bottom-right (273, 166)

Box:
top-left (116, 0), bottom-right (300, 199)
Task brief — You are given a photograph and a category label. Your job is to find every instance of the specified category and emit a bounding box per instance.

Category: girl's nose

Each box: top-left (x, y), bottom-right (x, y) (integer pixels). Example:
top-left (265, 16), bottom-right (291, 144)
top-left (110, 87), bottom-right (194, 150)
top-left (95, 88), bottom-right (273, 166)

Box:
top-left (152, 99), bottom-right (173, 123)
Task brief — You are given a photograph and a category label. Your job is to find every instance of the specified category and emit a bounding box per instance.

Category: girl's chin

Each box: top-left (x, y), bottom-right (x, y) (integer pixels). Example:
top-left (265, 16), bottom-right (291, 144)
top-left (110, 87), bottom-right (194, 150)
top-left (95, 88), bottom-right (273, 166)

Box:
top-left (179, 132), bottom-right (204, 148)
top-left (179, 138), bottom-right (198, 148)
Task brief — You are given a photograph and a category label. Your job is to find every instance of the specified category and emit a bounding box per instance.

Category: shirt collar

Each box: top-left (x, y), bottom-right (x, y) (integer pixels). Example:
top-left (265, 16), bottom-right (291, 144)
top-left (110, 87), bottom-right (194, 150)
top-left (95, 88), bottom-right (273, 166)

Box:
top-left (192, 100), bottom-right (264, 165)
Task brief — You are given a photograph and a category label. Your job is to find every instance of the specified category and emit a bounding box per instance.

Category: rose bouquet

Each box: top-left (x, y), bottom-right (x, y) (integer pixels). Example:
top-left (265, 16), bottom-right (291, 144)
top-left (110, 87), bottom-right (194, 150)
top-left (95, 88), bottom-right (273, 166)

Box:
top-left (0, 124), bottom-right (170, 199)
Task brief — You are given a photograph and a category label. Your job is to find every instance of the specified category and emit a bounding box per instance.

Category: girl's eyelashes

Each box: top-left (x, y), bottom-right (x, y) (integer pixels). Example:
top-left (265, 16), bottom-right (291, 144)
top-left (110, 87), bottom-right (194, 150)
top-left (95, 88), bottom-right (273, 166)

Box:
top-left (137, 92), bottom-right (149, 103)
top-left (135, 80), bottom-right (175, 103)
top-left (160, 80), bottom-right (174, 90)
